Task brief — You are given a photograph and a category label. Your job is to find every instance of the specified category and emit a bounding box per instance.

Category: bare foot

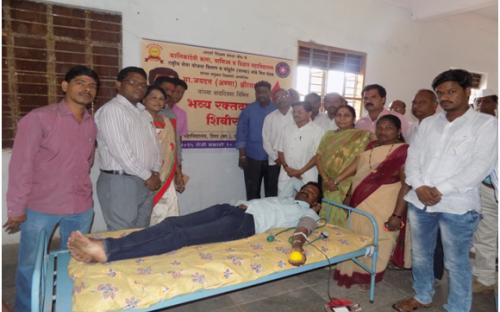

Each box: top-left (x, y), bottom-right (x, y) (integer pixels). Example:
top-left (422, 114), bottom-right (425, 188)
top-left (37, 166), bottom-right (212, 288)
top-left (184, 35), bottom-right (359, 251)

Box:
top-left (68, 231), bottom-right (108, 263)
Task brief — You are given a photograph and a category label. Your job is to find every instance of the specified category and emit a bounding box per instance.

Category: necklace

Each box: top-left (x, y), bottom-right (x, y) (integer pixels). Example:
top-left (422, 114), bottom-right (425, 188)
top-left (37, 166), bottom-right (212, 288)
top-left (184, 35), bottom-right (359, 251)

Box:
top-left (368, 143), bottom-right (395, 172)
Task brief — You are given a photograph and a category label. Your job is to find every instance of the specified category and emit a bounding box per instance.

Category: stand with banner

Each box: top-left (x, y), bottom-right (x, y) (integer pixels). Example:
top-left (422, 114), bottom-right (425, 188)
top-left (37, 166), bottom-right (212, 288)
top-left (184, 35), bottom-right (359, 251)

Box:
top-left (142, 39), bottom-right (293, 148)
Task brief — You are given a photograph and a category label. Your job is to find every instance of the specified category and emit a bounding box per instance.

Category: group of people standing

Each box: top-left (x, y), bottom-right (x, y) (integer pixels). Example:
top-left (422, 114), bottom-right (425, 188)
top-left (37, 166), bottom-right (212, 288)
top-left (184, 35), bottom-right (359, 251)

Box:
top-left (4, 65), bottom-right (189, 312)
top-left (3, 64), bottom-right (497, 312)
top-left (236, 69), bottom-right (497, 312)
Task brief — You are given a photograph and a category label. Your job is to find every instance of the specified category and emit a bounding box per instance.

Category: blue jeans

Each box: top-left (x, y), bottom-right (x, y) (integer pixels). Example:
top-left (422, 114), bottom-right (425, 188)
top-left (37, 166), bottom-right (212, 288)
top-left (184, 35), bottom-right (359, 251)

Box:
top-left (409, 204), bottom-right (480, 312)
top-left (106, 204), bottom-right (255, 261)
top-left (15, 208), bottom-right (93, 312)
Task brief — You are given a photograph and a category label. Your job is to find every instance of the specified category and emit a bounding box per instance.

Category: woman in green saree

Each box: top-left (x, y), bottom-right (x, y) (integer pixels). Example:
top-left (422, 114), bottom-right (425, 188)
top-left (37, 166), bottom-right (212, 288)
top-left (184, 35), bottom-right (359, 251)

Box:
top-left (316, 105), bottom-right (371, 226)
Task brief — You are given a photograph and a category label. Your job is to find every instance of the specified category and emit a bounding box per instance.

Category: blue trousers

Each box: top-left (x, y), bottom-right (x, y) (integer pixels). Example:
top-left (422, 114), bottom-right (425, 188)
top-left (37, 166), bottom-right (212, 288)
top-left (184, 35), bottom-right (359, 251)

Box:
top-left (15, 208), bottom-right (93, 312)
top-left (105, 204), bottom-right (255, 262)
top-left (409, 204), bottom-right (479, 312)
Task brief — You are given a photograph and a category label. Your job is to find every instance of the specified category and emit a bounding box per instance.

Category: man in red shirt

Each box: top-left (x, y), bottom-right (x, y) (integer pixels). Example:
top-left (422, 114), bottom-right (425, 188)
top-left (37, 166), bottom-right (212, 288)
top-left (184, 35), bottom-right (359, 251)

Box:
top-left (4, 65), bottom-right (99, 312)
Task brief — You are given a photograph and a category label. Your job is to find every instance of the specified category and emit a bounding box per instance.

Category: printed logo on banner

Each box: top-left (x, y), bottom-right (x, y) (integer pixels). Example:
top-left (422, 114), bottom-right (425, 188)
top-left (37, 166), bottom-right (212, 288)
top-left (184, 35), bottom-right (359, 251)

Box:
top-left (145, 44), bottom-right (164, 63)
top-left (275, 62), bottom-right (290, 78)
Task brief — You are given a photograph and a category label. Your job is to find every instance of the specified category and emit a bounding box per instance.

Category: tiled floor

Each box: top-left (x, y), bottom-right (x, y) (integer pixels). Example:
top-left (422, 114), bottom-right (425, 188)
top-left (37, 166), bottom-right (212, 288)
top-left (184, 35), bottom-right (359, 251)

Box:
top-left (2, 243), bottom-right (496, 311)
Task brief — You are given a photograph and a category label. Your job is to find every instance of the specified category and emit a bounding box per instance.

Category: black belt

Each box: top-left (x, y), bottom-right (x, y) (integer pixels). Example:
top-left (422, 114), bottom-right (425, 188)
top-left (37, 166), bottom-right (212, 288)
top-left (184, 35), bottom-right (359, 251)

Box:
top-left (100, 169), bottom-right (132, 176)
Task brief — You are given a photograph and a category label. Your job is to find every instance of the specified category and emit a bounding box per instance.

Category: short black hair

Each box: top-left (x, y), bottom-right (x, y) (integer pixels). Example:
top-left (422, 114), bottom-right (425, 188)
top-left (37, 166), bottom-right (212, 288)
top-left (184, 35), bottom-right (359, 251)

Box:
top-left (305, 92), bottom-right (321, 104)
top-left (154, 76), bottom-right (177, 86)
top-left (64, 65), bottom-right (99, 87)
top-left (176, 79), bottom-right (188, 90)
top-left (362, 84), bottom-right (387, 98)
top-left (254, 80), bottom-right (271, 90)
top-left (144, 85), bottom-right (167, 99)
top-left (431, 69), bottom-right (472, 90)
top-left (292, 101), bottom-right (313, 112)
top-left (302, 181), bottom-right (323, 202)
top-left (489, 95), bottom-right (498, 103)
top-left (117, 66), bottom-right (147, 82)
top-left (154, 76), bottom-right (188, 90)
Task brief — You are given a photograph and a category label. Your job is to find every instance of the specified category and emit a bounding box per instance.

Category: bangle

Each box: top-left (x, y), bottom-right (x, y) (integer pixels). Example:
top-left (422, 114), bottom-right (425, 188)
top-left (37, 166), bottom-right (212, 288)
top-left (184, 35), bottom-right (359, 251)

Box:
top-left (391, 214), bottom-right (402, 219)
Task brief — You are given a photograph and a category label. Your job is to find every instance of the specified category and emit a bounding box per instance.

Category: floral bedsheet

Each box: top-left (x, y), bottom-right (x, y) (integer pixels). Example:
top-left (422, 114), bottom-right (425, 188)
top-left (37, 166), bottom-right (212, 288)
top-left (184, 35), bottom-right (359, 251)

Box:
top-left (69, 224), bottom-right (372, 311)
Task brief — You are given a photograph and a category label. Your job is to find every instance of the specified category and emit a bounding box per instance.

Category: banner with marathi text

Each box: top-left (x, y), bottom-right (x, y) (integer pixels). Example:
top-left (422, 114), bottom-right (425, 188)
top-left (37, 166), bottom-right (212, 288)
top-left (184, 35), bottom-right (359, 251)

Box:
top-left (141, 39), bottom-right (293, 148)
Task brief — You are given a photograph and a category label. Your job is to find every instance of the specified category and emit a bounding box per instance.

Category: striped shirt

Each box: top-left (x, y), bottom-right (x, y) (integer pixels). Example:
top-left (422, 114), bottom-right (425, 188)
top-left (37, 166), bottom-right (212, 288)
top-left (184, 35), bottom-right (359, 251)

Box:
top-left (95, 94), bottom-right (161, 180)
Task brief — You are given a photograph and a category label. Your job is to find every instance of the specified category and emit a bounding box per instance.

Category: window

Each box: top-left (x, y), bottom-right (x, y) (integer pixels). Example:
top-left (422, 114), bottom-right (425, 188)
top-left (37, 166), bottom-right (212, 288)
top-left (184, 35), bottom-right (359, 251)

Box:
top-left (296, 41), bottom-right (366, 119)
top-left (2, 0), bottom-right (122, 148)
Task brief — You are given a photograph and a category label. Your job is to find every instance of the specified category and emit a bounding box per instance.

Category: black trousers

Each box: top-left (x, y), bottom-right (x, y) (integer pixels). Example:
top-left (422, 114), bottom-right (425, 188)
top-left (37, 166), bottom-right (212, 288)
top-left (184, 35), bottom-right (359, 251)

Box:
top-left (243, 157), bottom-right (280, 200)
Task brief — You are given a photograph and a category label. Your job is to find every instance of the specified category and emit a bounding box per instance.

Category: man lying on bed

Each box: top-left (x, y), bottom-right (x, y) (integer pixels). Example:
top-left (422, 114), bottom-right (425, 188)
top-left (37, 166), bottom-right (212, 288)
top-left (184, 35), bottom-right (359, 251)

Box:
top-left (68, 181), bottom-right (323, 266)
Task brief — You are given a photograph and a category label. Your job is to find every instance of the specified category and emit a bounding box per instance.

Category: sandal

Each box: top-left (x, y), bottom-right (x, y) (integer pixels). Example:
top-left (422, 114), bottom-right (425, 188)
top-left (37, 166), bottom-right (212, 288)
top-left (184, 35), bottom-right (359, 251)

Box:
top-left (392, 297), bottom-right (431, 312)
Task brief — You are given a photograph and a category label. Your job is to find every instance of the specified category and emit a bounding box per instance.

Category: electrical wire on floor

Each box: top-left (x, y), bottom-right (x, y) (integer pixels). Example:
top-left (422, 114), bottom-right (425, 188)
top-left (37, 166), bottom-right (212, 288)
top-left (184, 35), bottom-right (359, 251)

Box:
top-left (303, 230), bottom-right (362, 312)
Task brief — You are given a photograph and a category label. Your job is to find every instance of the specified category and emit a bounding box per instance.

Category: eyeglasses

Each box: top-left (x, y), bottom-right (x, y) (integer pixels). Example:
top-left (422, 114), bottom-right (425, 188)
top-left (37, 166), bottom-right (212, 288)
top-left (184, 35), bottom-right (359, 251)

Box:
top-left (124, 79), bottom-right (147, 89)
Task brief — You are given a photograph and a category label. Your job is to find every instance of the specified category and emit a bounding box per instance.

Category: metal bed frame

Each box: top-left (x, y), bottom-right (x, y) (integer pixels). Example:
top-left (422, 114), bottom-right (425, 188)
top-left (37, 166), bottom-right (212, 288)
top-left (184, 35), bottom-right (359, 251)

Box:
top-left (31, 200), bottom-right (379, 312)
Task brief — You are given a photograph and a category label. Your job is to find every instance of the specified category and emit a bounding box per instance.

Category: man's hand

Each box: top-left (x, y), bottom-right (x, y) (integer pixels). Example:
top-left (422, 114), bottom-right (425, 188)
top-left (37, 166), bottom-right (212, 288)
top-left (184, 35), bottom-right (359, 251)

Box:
top-left (238, 156), bottom-right (247, 169)
top-left (415, 186), bottom-right (442, 206)
top-left (174, 173), bottom-right (185, 193)
top-left (285, 167), bottom-right (302, 179)
top-left (145, 173), bottom-right (161, 191)
top-left (3, 214), bottom-right (26, 234)
top-left (385, 215), bottom-right (402, 231)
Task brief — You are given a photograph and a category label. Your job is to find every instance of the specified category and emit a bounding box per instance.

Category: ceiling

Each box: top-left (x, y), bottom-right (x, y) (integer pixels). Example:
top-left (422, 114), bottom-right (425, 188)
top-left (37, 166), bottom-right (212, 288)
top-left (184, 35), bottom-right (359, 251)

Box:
top-left (382, 0), bottom-right (497, 21)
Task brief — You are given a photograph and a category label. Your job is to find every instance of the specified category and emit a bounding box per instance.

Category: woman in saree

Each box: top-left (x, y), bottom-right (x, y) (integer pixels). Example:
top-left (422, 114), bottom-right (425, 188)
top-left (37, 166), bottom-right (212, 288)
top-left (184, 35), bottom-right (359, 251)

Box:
top-left (316, 105), bottom-right (371, 226)
top-left (142, 86), bottom-right (179, 225)
top-left (332, 114), bottom-right (410, 289)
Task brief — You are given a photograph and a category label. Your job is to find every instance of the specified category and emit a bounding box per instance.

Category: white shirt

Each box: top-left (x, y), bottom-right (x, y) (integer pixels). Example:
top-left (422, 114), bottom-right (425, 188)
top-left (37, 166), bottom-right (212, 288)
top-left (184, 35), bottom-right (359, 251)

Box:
top-left (405, 109), bottom-right (497, 214)
top-left (407, 120), bottom-right (420, 145)
top-left (262, 108), bottom-right (294, 165)
top-left (277, 121), bottom-right (324, 195)
top-left (95, 95), bottom-right (161, 180)
top-left (313, 112), bottom-right (338, 131)
top-left (241, 197), bottom-right (319, 233)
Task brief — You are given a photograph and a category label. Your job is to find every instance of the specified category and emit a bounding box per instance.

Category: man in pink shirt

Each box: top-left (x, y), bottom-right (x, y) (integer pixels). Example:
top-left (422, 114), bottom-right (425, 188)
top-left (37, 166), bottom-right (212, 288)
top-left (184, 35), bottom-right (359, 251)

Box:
top-left (167, 78), bottom-right (189, 192)
top-left (355, 84), bottom-right (411, 140)
top-left (3, 65), bottom-right (99, 312)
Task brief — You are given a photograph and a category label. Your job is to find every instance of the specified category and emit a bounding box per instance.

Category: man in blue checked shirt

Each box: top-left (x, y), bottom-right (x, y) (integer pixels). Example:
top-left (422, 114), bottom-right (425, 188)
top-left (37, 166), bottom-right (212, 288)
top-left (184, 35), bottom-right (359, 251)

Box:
top-left (236, 80), bottom-right (276, 200)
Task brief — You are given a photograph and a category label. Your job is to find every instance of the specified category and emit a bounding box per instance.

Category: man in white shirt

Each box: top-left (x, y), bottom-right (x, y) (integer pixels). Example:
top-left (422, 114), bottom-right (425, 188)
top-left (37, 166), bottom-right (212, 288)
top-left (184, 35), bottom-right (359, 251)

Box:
top-left (262, 89), bottom-right (294, 196)
top-left (304, 92), bottom-right (321, 122)
top-left (95, 67), bottom-right (161, 231)
top-left (355, 84), bottom-right (411, 140)
top-left (277, 101), bottom-right (324, 196)
top-left (408, 89), bottom-right (438, 143)
top-left (393, 69), bottom-right (497, 312)
top-left (471, 89), bottom-right (498, 293)
top-left (315, 92), bottom-right (345, 131)
top-left (390, 100), bottom-right (407, 115)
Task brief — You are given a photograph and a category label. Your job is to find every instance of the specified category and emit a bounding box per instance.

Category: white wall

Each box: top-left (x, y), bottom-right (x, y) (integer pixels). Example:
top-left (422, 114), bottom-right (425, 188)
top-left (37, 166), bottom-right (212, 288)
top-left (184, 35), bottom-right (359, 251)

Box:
top-left (2, 0), bottom-right (497, 244)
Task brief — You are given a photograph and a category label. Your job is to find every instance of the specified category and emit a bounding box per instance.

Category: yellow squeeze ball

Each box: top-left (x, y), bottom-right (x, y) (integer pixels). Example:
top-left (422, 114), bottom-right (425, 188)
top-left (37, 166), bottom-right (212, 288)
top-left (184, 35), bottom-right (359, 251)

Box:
top-left (288, 250), bottom-right (305, 263)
